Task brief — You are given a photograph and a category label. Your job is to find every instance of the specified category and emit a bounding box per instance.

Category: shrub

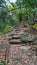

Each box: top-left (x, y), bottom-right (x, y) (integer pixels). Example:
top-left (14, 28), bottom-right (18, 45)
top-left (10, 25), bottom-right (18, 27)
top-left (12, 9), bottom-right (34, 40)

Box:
top-left (3, 24), bottom-right (12, 33)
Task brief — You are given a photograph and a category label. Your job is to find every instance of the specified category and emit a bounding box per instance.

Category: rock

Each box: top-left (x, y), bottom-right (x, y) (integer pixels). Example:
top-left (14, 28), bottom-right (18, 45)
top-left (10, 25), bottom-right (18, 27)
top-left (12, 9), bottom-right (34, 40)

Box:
top-left (19, 46), bottom-right (30, 51)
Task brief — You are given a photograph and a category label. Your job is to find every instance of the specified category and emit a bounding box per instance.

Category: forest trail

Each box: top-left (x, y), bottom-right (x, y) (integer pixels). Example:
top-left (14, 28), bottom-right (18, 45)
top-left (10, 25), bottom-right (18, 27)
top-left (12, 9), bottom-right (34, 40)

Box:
top-left (7, 25), bottom-right (37, 65)
top-left (8, 25), bottom-right (24, 44)
top-left (0, 25), bottom-right (37, 65)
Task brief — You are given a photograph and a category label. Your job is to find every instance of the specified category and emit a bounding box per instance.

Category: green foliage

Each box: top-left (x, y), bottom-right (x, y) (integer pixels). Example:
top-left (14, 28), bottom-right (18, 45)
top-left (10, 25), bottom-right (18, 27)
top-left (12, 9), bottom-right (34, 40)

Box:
top-left (33, 23), bottom-right (37, 29)
top-left (0, 0), bottom-right (37, 35)
top-left (22, 7), bottom-right (34, 21)
top-left (15, 9), bottom-right (21, 14)
top-left (7, 3), bottom-right (15, 11)
top-left (3, 24), bottom-right (12, 33)
top-left (0, 32), bottom-right (3, 36)
top-left (0, 60), bottom-right (6, 65)
top-left (10, 14), bottom-right (19, 25)
top-left (28, 20), bottom-right (34, 25)
top-left (23, 0), bottom-right (37, 8)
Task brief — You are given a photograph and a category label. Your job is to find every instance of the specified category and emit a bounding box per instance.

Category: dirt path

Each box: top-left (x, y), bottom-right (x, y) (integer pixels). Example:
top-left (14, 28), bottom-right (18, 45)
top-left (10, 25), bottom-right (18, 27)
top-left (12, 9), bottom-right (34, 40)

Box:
top-left (8, 26), bottom-right (37, 65)
top-left (0, 26), bottom-right (37, 65)
top-left (8, 44), bottom-right (37, 65)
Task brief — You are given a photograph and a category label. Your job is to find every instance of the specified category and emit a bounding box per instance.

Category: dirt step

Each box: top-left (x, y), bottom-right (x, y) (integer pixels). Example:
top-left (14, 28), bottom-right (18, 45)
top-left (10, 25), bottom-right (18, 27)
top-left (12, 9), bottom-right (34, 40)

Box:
top-left (9, 39), bottom-right (21, 43)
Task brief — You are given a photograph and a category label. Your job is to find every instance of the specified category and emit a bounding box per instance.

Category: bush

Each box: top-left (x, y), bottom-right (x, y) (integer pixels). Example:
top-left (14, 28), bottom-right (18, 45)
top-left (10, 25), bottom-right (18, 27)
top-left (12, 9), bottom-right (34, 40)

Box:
top-left (3, 24), bottom-right (12, 33)
top-left (21, 33), bottom-right (35, 43)
top-left (28, 21), bottom-right (34, 25)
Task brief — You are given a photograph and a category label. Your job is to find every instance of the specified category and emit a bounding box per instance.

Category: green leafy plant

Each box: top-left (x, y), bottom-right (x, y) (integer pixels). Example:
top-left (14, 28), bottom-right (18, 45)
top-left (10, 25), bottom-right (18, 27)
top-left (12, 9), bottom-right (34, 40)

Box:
top-left (3, 24), bottom-right (12, 33)
top-left (0, 60), bottom-right (6, 65)
top-left (33, 23), bottom-right (37, 30)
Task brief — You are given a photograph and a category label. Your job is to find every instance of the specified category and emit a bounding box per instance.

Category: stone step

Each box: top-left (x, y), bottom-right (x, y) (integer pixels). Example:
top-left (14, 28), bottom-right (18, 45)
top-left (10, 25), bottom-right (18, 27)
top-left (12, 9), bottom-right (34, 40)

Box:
top-left (8, 36), bottom-right (21, 40)
top-left (13, 31), bottom-right (20, 33)
top-left (15, 26), bottom-right (20, 28)
top-left (15, 27), bottom-right (20, 28)
top-left (11, 33), bottom-right (20, 35)
top-left (10, 32), bottom-right (24, 35)
top-left (9, 39), bottom-right (21, 43)
top-left (12, 32), bottom-right (20, 34)
top-left (13, 29), bottom-right (20, 31)
top-left (12, 35), bottom-right (21, 39)
top-left (15, 30), bottom-right (20, 31)
top-left (14, 28), bottom-right (20, 29)
top-left (12, 35), bottom-right (20, 37)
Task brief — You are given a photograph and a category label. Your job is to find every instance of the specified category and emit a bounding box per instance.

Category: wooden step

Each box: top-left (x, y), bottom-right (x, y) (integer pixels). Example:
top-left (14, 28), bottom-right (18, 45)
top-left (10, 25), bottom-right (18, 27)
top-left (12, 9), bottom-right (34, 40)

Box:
top-left (9, 39), bottom-right (21, 43)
